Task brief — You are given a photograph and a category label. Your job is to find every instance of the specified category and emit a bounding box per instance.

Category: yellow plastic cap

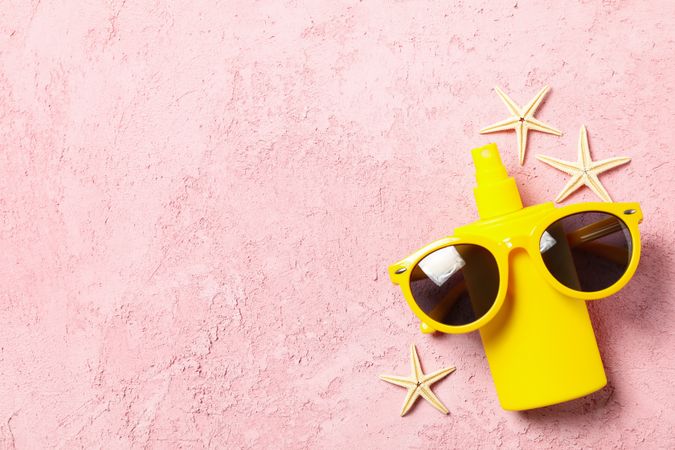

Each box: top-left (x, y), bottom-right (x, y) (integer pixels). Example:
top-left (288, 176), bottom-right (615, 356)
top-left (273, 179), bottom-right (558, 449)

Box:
top-left (472, 143), bottom-right (523, 219)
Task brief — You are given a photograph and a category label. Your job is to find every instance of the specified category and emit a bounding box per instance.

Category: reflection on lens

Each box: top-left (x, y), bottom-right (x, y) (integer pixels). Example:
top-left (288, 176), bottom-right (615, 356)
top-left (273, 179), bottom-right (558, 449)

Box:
top-left (540, 212), bottom-right (632, 292)
top-left (410, 244), bottom-right (500, 326)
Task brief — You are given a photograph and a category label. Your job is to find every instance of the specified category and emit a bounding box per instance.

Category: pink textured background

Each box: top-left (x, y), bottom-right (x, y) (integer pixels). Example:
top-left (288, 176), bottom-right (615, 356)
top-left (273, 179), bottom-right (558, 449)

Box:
top-left (1, 1), bottom-right (674, 448)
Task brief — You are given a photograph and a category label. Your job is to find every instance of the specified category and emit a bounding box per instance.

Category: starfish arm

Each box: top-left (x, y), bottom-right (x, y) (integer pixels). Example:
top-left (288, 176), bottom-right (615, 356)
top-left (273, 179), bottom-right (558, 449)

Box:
top-left (516, 122), bottom-right (529, 165)
top-left (525, 116), bottom-right (562, 136)
top-left (522, 85), bottom-right (550, 118)
top-left (421, 366), bottom-right (456, 385)
top-left (536, 154), bottom-right (580, 176)
top-left (410, 344), bottom-right (423, 380)
top-left (578, 125), bottom-right (593, 168)
top-left (379, 374), bottom-right (417, 389)
top-left (554, 173), bottom-right (585, 203)
top-left (419, 385), bottom-right (449, 415)
top-left (591, 156), bottom-right (631, 174)
top-left (586, 173), bottom-right (613, 202)
top-left (400, 387), bottom-right (420, 416)
top-left (479, 116), bottom-right (519, 134)
top-left (494, 86), bottom-right (522, 116)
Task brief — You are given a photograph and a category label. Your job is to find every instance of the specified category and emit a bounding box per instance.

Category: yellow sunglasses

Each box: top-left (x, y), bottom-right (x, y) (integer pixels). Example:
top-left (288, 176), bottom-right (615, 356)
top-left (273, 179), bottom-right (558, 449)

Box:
top-left (388, 202), bottom-right (643, 334)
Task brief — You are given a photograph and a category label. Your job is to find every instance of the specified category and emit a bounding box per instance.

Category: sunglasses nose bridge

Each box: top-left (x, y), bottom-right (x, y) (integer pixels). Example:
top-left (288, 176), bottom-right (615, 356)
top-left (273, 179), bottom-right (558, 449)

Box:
top-left (500, 236), bottom-right (529, 252)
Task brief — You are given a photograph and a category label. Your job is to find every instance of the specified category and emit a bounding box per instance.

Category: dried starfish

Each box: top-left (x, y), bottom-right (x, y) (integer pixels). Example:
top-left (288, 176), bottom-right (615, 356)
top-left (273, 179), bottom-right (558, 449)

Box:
top-left (379, 344), bottom-right (455, 416)
top-left (480, 85), bottom-right (562, 165)
top-left (536, 125), bottom-right (631, 203)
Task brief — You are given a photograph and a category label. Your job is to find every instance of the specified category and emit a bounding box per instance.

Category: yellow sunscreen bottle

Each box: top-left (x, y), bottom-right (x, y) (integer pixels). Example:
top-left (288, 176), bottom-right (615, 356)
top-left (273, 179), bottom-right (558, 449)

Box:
top-left (389, 142), bottom-right (641, 410)
top-left (455, 144), bottom-right (606, 410)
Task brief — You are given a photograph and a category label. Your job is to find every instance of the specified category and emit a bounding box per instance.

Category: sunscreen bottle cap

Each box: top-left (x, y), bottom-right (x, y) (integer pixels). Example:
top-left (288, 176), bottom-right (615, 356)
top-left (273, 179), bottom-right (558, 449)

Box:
top-left (472, 143), bottom-right (523, 219)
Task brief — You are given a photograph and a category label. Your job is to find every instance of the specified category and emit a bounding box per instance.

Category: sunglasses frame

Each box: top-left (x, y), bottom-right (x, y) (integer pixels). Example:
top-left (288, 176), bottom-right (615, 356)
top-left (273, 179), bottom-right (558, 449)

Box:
top-left (388, 202), bottom-right (643, 334)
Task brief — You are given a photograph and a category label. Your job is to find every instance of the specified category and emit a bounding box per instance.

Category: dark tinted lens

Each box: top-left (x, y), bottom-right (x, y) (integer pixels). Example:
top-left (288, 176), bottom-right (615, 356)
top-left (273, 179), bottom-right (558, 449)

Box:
top-left (410, 244), bottom-right (500, 326)
top-left (540, 212), bottom-right (632, 292)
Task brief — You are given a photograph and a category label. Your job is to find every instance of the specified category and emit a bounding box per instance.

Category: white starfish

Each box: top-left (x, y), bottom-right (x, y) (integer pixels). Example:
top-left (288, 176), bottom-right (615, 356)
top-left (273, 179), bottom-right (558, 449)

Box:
top-left (379, 344), bottom-right (455, 416)
top-left (480, 85), bottom-right (562, 165)
top-left (536, 125), bottom-right (631, 203)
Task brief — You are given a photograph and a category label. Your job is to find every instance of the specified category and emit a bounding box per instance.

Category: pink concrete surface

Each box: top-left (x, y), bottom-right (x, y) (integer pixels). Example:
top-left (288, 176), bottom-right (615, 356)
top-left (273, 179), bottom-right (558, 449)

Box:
top-left (0, 1), bottom-right (674, 448)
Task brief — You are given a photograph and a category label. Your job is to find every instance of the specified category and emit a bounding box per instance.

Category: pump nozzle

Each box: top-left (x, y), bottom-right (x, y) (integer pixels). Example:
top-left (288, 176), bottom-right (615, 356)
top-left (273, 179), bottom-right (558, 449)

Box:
top-left (472, 143), bottom-right (523, 220)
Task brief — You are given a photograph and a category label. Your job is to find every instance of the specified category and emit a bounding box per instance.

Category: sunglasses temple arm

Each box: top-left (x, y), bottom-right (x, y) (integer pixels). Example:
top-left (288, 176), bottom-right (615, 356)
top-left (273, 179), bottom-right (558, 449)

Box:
top-left (566, 218), bottom-right (623, 248)
top-left (566, 218), bottom-right (629, 264)
top-left (426, 280), bottom-right (467, 319)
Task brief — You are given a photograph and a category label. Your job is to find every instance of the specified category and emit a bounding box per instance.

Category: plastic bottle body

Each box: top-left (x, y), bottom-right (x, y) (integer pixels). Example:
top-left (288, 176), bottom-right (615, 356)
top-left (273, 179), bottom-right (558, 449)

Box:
top-left (462, 143), bottom-right (607, 409)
